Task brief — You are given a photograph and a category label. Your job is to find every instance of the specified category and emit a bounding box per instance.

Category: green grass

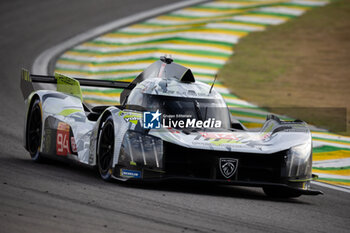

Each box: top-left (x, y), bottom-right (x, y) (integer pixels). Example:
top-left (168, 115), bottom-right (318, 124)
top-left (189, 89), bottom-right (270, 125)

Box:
top-left (218, 0), bottom-right (350, 135)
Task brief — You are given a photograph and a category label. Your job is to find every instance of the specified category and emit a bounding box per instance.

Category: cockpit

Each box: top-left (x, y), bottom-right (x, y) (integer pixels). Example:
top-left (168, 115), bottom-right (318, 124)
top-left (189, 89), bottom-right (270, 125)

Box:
top-left (126, 78), bottom-right (231, 129)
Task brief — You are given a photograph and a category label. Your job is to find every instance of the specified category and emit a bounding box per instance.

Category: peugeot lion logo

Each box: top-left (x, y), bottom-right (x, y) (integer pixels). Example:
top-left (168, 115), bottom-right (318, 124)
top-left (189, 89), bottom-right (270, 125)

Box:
top-left (219, 158), bottom-right (238, 179)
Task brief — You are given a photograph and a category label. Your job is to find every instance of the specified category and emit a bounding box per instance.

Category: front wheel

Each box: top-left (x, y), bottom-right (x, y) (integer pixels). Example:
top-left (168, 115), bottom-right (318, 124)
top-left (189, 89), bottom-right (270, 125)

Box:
top-left (97, 115), bottom-right (115, 181)
top-left (27, 98), bottom-right (43, 162)
top-left (263, 186), bottom-right (301, 198)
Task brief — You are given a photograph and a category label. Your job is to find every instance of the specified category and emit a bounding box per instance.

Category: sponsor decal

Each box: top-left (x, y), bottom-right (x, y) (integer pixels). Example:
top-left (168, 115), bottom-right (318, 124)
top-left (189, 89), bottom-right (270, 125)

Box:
top-left (143, 110), bottom-right (161, 129)
top-left (168, 128), bottom-right (181, 134)
top-left (193, 132), bottom-right (247, 146)
top-left (210, 139), bottom-right (243, 146)
top-left (260, 123), bottom-right (274, 141)
top-left (120, 169), bottom-right (141, 178)
top-left (70, 137), bottom-right (77, 153)
top-left (219, 158), bottom-right (238, 179)
top-left (158, 62), bottom-right (166, 77)
top-left (56, 122), bottom-right (70, 156)
top-left (123, 116), bottom-right (140, 124)
top-left (200, 132), bottom-right (240, 140)
top-left (119, 111), bottom-right (141, 124)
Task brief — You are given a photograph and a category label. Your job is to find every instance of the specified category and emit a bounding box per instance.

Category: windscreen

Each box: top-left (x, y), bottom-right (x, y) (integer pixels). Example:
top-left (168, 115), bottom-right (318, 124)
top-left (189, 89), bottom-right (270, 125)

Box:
top-left (127, 92), bottom-right (231, 129)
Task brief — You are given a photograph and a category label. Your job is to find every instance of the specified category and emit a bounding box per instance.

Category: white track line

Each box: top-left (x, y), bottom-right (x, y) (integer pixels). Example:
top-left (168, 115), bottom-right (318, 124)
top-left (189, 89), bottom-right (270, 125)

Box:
top-left (31, 0), bottom-right (209, 75)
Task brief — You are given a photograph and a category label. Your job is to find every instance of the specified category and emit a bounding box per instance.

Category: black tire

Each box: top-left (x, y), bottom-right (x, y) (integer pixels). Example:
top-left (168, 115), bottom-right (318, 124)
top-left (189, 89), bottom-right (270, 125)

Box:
top-left (263, 186), bottom-right (301, 198)
top-left (97, 115), bottom-right (115, 181)
top-left (27, 98), bottom-right (43, 162)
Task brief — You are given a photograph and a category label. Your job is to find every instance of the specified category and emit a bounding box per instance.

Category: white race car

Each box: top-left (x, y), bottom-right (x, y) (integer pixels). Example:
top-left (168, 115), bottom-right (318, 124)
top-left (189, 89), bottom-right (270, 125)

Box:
top-left (20, 56), bottom-right (322, 198)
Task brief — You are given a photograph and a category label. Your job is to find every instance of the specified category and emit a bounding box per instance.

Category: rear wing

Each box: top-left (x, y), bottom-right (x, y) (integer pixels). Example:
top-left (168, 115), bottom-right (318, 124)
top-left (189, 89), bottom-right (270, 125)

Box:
top-left (20, 68), bottom-right (135, 100)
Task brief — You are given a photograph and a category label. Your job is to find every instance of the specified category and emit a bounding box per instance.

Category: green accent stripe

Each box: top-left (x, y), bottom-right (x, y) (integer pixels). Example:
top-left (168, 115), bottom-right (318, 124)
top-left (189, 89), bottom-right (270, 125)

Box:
top-left (55, 73), bottom-right (83, 101)
top-left (58, 109), bottom-right (82, 116)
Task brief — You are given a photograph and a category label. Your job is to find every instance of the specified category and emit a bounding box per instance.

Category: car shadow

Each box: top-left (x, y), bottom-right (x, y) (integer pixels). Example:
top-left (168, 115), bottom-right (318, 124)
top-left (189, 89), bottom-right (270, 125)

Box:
top-left (116, 179), bottom-right (311, 204)
top-left (12, 156), bottom-right (311, 204)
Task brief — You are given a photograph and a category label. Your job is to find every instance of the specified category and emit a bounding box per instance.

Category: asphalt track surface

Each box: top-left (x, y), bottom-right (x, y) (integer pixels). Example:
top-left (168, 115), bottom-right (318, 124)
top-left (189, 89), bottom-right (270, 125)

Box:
top-left (0, 1), bottom-right (349, 232)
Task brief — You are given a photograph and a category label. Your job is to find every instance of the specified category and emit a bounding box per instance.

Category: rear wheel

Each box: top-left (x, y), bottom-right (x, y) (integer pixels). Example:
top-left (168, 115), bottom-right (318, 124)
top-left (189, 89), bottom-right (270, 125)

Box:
top-left (97, 115), bottom-right (115, 181)
top-left (263, 186), bottom-right (301, 198)
top-left (27, 98), bottom-right (43, 162)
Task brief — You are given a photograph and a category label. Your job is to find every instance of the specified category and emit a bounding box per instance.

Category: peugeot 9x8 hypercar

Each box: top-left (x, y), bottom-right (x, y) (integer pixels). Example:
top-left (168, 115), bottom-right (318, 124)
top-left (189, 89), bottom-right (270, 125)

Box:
top-left (20, 56), bottom-right (322, 198)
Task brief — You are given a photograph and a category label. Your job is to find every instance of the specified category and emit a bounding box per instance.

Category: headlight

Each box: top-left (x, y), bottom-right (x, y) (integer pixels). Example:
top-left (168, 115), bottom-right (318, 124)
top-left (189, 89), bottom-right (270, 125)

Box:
top-left (119, 131), bottom-right (163, 169)
top-left (286, 142), bottom-right (312, 178)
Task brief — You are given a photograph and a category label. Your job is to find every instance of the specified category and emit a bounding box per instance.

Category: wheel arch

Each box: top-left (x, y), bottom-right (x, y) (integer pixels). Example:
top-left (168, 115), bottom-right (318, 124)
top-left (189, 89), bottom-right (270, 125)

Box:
top-left (98, 109), bottom-right (113, 134)
top-left (90, 106), bottom-right (127, 167)
top-left (89, 107), bottom-right (114, 166)
top-left (96, 112), bottom-right (115, 180)
top-left (24, 93), bottom-right (41, 150)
